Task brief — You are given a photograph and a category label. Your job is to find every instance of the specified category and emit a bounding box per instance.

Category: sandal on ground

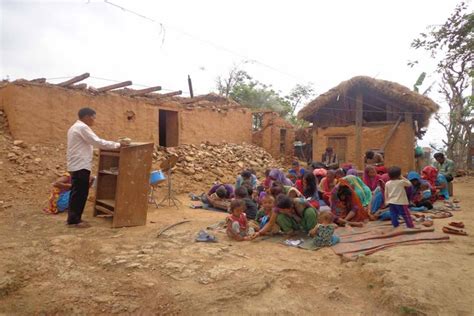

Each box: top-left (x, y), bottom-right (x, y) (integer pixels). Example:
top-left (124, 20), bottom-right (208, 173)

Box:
top-left (449, 221), bottom-right (465, 228)
top-left (422, 221), bottom-right (433, 227)
top-left (442, 226), bottom-right (468, 236)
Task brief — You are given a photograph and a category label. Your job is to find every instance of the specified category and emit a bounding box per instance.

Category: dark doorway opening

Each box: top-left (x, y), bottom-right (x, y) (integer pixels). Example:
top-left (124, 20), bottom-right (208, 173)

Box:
top-left (159, 110), bottom-right (179, 147)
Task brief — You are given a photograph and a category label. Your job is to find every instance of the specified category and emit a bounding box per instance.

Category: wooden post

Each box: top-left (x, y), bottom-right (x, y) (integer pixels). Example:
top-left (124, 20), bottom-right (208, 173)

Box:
top-left (312, 121), bottom-right (318, 163)
top-left (97, 81), bottom-right (132, 92)
top-left (57, 73), bottom-right (90, 87)
top-left (188, 75), bottom-right (194, 98)
top-left (405, 112), bottom-right (415, 171)
top-left (355, 93), bottom-right (363, 169)
top-left (380, 116), bottom-right (403, 151)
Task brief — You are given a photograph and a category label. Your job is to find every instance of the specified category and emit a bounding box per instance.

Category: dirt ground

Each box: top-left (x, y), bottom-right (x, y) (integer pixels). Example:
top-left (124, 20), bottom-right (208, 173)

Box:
top-left (0, 176), bottom-right (473, 315)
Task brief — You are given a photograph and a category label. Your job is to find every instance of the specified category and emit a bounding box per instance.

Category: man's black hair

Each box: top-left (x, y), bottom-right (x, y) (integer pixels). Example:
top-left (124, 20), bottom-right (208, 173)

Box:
top-left (215, 186), bottom-right (228, 199)
top-left (78, 107), bottom-right (96, 119)
top-left (434, 152), bottom-right (445, 160)
top-left (365, 150), bottom-right (375, 159)
top-left (276, 194), bottom-right (293, 209)
top-left (235, 186), bottom-right (249, 198)
top-left (388, 166), bottom-right (402, 180)
top-left (241, 170), bottom-right (252, 179)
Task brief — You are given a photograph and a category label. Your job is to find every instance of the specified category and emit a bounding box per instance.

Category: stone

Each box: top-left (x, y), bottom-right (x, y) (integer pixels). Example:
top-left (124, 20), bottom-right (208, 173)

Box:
top-left (13, 140), bottom-right (24, 147)
top-left (34, 158), bottom-right (42, 163)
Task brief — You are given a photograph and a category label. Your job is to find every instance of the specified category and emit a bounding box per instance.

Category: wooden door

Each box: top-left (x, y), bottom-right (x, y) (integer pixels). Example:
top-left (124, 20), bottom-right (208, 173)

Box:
top-left (327, 136), bottom-right (347, 163)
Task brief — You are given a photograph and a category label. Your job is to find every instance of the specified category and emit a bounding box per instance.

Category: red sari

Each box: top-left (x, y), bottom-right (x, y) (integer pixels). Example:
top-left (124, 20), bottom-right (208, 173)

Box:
top-left (330, 179), bottom-right (368, 222)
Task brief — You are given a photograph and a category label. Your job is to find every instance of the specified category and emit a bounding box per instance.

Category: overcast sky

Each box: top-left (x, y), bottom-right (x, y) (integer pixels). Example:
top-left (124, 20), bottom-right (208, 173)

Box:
top-left (1, 0), bottom-right (470, 147)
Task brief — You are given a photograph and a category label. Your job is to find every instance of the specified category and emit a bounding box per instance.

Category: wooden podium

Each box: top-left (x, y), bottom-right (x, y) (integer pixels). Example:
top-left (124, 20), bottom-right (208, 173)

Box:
top-left (94, 142), bottom-right (153, 228)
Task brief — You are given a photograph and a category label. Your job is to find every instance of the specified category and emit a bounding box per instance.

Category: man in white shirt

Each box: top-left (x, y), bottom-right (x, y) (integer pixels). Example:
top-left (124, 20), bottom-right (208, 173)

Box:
top-left (67, 107), bottom-right (120, 227)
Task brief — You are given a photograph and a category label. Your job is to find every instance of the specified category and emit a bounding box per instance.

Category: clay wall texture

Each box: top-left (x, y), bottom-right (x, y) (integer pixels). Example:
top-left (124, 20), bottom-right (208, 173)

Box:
top-left (0, 83), bottom-right (257, 148)
top-left (179, 108), bottom-right (252, 145)
top-left (312, 122), bottom-right (415, 173)
top-left (254, 113), bottom-right (294, 160)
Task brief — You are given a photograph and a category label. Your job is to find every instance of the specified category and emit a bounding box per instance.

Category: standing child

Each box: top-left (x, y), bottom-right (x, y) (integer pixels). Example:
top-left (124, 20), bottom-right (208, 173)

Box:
top-left (226, 199), bottom-right (254, 241)
top-left (309, 211), bottom-right (340, 247)
top-left (385, 167), bottom-right (415, 229)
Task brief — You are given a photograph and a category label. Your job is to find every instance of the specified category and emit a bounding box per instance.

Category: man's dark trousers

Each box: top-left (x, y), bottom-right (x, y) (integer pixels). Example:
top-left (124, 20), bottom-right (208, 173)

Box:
top-left (67, 169), bottom-right (90, 224)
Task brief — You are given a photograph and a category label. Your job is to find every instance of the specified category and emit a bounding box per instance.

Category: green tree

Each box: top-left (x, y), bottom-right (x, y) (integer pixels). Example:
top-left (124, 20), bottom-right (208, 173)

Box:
top-left (285, 83), bottom-right (315, 127)
top-left (411, 1), bottom-right (473, 168)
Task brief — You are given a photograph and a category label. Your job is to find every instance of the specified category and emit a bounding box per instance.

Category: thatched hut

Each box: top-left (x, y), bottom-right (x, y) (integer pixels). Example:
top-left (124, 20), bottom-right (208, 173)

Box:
top-left (298, 76), bottom-right (439, 172)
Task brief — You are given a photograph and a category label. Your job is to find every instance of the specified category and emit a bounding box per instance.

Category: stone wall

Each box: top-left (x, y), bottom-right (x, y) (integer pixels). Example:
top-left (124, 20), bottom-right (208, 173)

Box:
top-left (312, 122), bottom-right (415, 173)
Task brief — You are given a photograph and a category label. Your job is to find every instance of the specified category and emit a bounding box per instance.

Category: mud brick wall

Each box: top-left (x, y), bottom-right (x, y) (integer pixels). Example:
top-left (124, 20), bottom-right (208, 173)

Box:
top-left (0, 83), bottom-right (159, 145)
top-left (179, 108), bottom-right (252, 145)
top-left (253, 113), bottom-right (294, 160)
top-left (312, 122), bottom-right (415, 173)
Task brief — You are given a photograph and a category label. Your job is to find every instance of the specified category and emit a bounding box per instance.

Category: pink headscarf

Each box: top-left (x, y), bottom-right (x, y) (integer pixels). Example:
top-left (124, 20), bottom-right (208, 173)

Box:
top-left (363, 166), bottom-right (382, 191)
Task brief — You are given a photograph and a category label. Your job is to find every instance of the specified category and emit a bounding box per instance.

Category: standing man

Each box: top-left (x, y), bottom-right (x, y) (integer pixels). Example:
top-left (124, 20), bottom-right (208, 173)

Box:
top-left (67, 107), bottom-right (120, 227)
top-left (433, 152), bottom-right (455, 182)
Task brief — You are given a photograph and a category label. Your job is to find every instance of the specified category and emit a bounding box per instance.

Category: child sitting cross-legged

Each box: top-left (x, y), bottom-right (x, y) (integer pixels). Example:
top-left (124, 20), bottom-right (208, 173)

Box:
top-left (226, 199), bottom-right (256, 241)
top-left (309, 211), bottom-right (340, 247)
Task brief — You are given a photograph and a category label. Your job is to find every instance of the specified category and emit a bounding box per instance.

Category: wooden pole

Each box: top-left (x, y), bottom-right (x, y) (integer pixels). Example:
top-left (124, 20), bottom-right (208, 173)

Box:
top-left (355, 93), bottom-right (363, 169)
top-left (129, 86), bottom-right (162, 97)
top-left (97, 81), bottom-right (132, 92)
top-left (69, 83), bottom-right (87, 90)
top-left (57, 73), bottom-right (90, 87)
top-left (188, 75), bottom-right (194, 98)
top-left (405, 112), bottom-right (415, 171)
top-left (312, 121), bottom-right (318, 164)
top-left (380, 116), bottom-right (403, 151)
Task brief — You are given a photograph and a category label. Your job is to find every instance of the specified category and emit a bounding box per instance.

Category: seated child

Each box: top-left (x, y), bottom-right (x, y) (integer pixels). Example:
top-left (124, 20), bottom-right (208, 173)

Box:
top-left (234, 187), bottom-right (258, 220)
top-left (43, 172), bottom-right (72, 214)
top-left (255, 195), bottom-right (275, 229)
top-left (309, 211), bottom-right (340, 247)
top-left (226, 199), bottom-right (255, 241)
top-left (421, 183), bottom-right (432, 200)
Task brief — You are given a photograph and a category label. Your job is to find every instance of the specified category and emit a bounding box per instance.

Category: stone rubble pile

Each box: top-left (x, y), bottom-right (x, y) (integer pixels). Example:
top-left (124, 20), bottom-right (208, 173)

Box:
top-left (153, 142), bottom-right (286, 193)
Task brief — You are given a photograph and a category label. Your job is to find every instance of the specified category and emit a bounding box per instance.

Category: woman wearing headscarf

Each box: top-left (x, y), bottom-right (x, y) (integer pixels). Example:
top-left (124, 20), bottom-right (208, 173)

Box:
top-left (269, 168), bottom-right (294, 187)
top-left (330, 178), bottom-right (369, 222)
top-left (344, 175), bottom-right (372, 208)
top-left (368, 173), bottom-right (392, 220)
top-left (407, 171), bottom-right (433, 210)
top-left (363, 165), bottom-right (382, 192)
top-left (421, 166), bottom-right (449, 200)
top-left (319, 170), bottom-right (337, 206)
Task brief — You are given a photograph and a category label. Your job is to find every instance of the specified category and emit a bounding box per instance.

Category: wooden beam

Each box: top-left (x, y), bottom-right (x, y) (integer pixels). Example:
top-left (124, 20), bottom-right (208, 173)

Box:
top-left (97, 81), bottom-right (132, 92)
top-left (129, 86), bottom-right (162, 97)
top-left (380, 116), bottom-right (403, 151)
top-left (355, 93), bottom-right (363, 169)
top-left (29, 78), bottom-right (46, 83)
top-left (155, 90), bottom-right (183, 98)
top-left (69, 83), bottom-right (87, 90)
top-left (57, 73), bottom-right (90, 87)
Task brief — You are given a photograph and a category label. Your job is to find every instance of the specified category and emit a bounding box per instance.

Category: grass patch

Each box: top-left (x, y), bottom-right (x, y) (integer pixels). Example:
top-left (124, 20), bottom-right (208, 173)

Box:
top-left (399, 306), bottom-right (419, 315)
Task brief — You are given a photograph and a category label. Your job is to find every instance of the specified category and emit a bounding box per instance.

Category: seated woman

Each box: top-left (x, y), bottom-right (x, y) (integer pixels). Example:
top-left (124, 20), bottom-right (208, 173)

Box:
top-left (319, 170), bottom-right (337, 206)
top-left (205, 184), bottom-right (234, 210)
top-left (344, 175), bottom-right (372, 208)
top-left (253, 194), bottom-right (317, 237)
top-left (43, 172), bottom-right (72, 214)
top-left (363, 165), bottom-right (382, 192)
top-left (407, 171), bottom-right (433, 210)
top-left (44, 173), bottom-right (96, 214)
top-left (330, 179), bottom-right (369, 223)
top-left (269, 168), bottom-right (294, 187)
top-left (368, 173), bottom-right (392, 221)
top-left (334, 168), bottom-right (346, 181)
top-left (301, 172), bottom-right (320, 209)
top-left (235, 170), bottom-right (257, 190)
top-left (421, 166), bottom-right (449, 201)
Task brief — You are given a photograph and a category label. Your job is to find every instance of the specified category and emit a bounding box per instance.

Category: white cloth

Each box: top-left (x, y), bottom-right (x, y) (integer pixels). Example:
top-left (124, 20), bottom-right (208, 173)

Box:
top-left (384, 178), bottom-right (412, 205)
top-left (67, 120), bottom-right (120, 172)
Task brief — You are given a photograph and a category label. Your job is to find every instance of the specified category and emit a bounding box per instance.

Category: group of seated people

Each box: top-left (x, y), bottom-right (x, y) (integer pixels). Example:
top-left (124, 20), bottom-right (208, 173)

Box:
top-left (204, 150), bottom-right (454, 247)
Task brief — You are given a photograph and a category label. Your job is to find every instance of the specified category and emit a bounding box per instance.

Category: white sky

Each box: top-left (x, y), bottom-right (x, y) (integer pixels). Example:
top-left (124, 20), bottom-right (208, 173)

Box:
top-left (1, 0), bottom-right (470, 147)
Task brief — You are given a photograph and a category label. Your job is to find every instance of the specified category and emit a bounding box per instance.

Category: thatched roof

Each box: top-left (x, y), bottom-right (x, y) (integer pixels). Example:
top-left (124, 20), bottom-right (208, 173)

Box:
top-left (298, 76), bottom-right (439, 128)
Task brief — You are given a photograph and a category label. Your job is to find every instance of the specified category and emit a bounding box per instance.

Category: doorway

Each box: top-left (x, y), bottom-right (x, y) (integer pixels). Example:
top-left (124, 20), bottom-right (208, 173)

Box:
top-left (327, 136), bottom-right (347, 163)
top-left (158, 110), bottom-right (179, 147)
top-left (280, 129), bottom-right (287, 154)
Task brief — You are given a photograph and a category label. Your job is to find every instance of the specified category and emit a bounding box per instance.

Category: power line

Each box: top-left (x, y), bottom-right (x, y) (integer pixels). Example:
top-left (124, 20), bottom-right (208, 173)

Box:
top-left (102, 0), bottom-right (314, 85)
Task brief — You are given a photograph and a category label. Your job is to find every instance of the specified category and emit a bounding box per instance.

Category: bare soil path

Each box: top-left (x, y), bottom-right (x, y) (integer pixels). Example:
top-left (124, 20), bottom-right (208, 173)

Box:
top-left (1, 179), bottom-right (473, 315)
